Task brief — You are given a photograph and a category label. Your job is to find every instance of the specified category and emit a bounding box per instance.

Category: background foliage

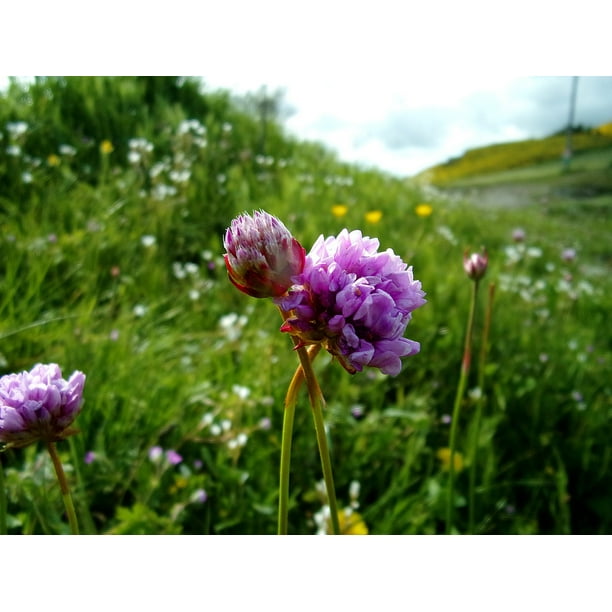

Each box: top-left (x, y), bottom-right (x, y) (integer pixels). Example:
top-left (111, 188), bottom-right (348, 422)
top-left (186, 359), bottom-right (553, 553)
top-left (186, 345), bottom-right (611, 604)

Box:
top-left (1, 76), bottom-right (610, 534)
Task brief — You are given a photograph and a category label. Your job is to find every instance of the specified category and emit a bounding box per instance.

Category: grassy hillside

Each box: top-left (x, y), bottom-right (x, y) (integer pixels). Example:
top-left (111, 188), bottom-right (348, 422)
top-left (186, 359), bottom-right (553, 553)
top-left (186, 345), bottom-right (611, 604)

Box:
top-left (419, 125), bottom-right (612, 186)
top-left (1, 77), bottom-right (611, 535)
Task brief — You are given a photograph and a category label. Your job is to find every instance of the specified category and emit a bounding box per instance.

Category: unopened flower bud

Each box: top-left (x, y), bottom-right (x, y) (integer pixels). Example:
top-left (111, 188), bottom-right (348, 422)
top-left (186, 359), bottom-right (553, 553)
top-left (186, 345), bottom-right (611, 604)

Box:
top-left (463, 249), bottom-right (488, 281)
top-left (223, 210), bottom-right (305, 298)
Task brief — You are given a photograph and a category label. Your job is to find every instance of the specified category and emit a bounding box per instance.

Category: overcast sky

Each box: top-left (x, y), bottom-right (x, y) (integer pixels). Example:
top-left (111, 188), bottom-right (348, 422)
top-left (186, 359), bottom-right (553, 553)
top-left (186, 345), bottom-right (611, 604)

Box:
top-left (206, 75), bottom-right (612, 177)
top-left (4, 2), bottom-right (611, 177)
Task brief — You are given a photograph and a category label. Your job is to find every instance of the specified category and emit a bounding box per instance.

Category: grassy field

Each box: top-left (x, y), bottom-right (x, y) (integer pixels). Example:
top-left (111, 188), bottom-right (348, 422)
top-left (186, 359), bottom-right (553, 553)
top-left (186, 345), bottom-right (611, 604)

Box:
top-left (1, 77), bottom-right (611, 534)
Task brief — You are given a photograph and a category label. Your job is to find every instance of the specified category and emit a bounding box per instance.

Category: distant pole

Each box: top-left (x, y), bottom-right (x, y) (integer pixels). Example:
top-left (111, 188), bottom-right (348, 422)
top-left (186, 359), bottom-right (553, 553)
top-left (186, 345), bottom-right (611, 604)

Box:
top-left (563, 76), bottom-right (579, 171)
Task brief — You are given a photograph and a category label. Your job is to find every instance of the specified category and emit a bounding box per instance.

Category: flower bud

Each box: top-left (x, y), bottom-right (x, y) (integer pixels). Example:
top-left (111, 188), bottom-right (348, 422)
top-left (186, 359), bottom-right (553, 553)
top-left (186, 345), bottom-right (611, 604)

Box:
top-left (223, 210), bottom-right (305, 298)
top-left (463, 249), bottom-right (488, 281)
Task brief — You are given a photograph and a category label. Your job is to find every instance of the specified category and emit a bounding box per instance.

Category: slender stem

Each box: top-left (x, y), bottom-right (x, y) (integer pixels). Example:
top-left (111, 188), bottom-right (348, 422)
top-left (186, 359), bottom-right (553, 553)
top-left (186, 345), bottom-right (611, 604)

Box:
top-left (0, 454), bottom-right (7, 535)
top-left (294, 345), bottom-right (341, 535)
top-left (46, 441), bottom-right (80, 535)
top-left (446, 279), bottom-right (479, 534)
top-left (278, 344), bottom-right (322, 534)
top-left (278, 361), bottom-right (304, 535)
top-left (468, 283), bottom-right (495, 534)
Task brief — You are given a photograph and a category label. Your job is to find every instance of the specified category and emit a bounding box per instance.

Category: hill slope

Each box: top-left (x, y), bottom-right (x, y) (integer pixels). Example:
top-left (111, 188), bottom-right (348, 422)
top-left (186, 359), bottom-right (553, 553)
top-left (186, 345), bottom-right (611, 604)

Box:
top-left (417, 124), bottom-right (612, 187)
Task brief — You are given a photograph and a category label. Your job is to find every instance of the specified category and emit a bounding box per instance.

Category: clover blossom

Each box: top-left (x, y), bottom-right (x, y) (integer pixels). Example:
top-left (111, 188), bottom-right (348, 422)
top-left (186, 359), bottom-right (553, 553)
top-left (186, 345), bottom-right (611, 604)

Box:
top-left (223, 210), bottom-right (306, 298)
top-left (0, 363), bottom-right (85, 450)
top-left (276, 229), bottom-right (426, 376)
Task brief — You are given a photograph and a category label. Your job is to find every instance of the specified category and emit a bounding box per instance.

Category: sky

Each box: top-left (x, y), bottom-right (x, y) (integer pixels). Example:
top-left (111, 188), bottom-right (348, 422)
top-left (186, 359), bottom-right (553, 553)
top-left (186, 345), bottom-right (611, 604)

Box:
top-left (204, 75), bottom-right (612, 177)
top-left (3, 2), bottom-right (611, 178)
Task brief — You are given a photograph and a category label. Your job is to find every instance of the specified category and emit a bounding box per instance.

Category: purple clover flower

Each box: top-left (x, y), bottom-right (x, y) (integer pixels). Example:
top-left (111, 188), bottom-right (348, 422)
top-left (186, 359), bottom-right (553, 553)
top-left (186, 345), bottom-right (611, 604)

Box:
top-left (84, 451), bottom-right (97, 464)
top-left (0, 363), bottom-right (85, 450)
top-left (276, 229), bottom-right (426, 376)
top-left (165, 449), bottom-right (183, 465)
top-left (223, 210), bottom-right (306, 298)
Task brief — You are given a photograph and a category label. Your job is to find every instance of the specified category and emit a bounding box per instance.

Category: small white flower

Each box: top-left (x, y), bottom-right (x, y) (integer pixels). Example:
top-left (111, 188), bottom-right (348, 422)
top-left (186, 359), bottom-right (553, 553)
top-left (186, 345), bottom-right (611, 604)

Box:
top-left (141, 235), bottom-right (156, 248)
top-left (184, 262), bottom-right (199, 276)
top-left (236, 433), bottom-right (248, 447)
top-left (172, 262), bottom-right (187, 279)
top-left (133, 304), bottom-right (147, 317)
top-left (527, 247), bottom-right (542, 258)
top-left (59, 144), bottom-right (77, 156)
top-left (6, 121), bottom-right (28, 136)
top-left (201, 413), bottom-right (214, 427)
top-left (232, 384), bottom-right (251, 400)
top-left (468, 387), bottom-right (482, 401)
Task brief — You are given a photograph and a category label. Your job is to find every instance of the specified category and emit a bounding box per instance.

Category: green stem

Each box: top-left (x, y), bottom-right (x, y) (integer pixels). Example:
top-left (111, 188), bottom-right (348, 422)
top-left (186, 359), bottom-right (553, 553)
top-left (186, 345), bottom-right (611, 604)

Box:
top-left (0, 454), bottom-right (7, 535)
top-left (278, 359), bottom-right (305, 535)
top-left (68, 436), bottom-right (96, 535)
top-left (278, 344), bottom-right (322, 534)
top-left (46, 441), bottom-right (79, 535)
top-left (468, 283), bottom-right (495, 534)
top-left (294, 345), bottom-right (341, 535)
top-left (446, 279), bottom-right (479, 534)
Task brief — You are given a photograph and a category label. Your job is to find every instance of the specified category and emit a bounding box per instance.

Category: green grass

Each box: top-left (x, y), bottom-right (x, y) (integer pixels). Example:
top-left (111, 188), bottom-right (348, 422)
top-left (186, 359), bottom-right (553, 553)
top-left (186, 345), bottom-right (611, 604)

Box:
top-left (1, 77), bottom-right (611, 534)
top-left (436, 146), bottom-right (612, 188)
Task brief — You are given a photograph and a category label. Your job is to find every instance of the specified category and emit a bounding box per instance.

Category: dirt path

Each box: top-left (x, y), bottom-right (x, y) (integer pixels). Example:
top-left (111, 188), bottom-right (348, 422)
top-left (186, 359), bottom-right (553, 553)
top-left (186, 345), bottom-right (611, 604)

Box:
top-left (445, 183), bottom-right (552, 208)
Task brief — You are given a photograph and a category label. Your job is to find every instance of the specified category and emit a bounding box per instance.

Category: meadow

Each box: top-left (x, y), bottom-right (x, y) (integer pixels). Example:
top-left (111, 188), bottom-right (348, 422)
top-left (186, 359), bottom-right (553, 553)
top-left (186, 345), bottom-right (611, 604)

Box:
top-left (1, 77), bottom-right (610, 534)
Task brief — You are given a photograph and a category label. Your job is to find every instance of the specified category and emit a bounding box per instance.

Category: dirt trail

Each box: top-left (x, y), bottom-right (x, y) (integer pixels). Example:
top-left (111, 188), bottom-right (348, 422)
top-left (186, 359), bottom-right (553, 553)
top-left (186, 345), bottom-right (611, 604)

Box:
top-left (447, 183), bottom-right (552, 208)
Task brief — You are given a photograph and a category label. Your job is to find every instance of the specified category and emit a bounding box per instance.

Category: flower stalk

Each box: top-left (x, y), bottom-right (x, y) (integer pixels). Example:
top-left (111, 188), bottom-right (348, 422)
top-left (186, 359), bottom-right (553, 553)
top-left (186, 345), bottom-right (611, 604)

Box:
top-left (468, 282), bottom-right (495, 534)
top-left (47, 441), bottom-right (79, 535)
top-left (293, 344), bottom-right (341, 535)
top-left (0, 456), bottom-right (7, 534)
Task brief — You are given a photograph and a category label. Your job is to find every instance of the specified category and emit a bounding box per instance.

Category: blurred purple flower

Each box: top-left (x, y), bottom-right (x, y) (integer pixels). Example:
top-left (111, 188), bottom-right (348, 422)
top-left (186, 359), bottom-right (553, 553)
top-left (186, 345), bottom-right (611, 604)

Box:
top-left (276, 229), bottom-right (426, 376)
top-left (223, 210), bottom-right (305, 298)
top-left (191, 488), bottom-right (208, 504)
top-left (166, 449), bottom-right (183, 465)
top-left (350, 405), bottom-right (365, 420)
top-left (258, 416), bottom-right (272, 431)
top-left (512, 228), bottom-right (526, 242)
top-left (561, 248), bottom-right (576, 262)
top-left (84, 451), bottom-right (97, 464)
top-left (148, 445), bottom-right (163, 462)
top-left (0, 363), bottom-right (85, 449)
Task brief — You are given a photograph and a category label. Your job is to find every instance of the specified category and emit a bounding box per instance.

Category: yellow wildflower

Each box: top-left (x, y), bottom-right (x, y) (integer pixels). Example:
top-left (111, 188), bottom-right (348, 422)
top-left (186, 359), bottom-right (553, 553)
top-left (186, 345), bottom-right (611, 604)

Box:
top-left (364, 210), bottom-right (382, 224)
top-left (436, 447), bottom-right (464, 472)
top-left (331, 204), bottom-right (349, 218)
top-left (100, 140), bottom-right (114, 154)
top-left (47, 154), bottom-right (61, 167)
top-left (327, 509), bottom-right (368, 535)
top-left (415, 203), bottom-right (433, 218)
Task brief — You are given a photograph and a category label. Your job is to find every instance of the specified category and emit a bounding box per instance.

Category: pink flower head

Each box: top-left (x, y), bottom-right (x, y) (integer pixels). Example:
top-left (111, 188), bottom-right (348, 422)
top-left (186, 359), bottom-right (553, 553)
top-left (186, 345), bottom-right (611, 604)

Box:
top-left (223, 210), bottom-right (305, 298)
top-left (276, 229), bottom-right (426, 376)
top-left (166, 449), bottom-right (183, 465)
top-left (561, 248), bottom-right (576, 263)
top-left (0, 363), bottom-right (85, 450)
top-left (463, 249), bottom-right (488, 281)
